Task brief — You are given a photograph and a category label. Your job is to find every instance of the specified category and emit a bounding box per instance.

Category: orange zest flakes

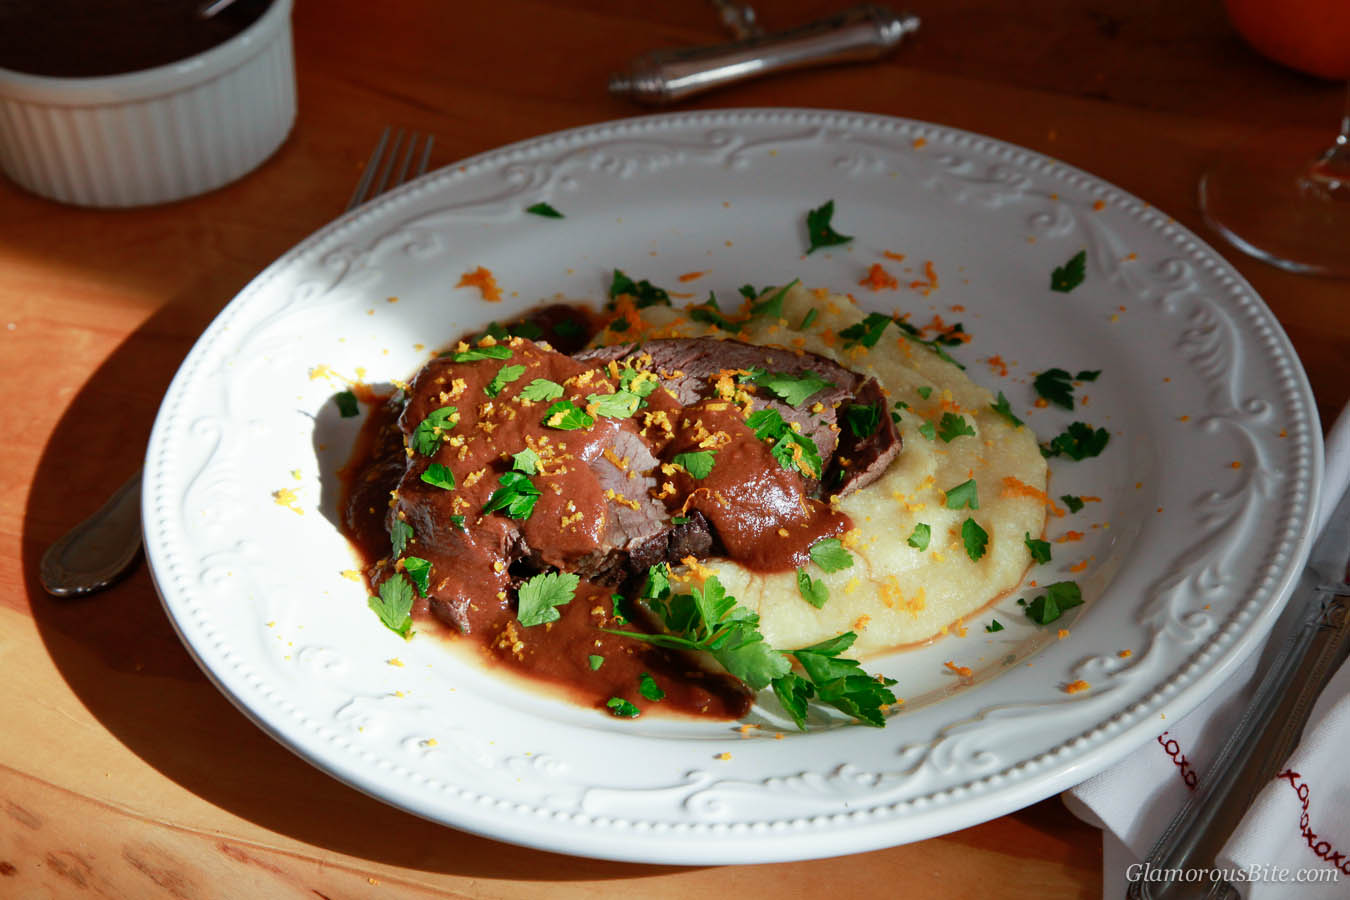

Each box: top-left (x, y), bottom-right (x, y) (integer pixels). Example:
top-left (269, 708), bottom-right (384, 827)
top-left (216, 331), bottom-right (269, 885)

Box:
top-left (716, 752), bottom-right (732, 761)
top-left (1001, 475), bottom-right (1066, 517)
top-left (859, 262), bottom-right (899, 291)
top-left (908, 260), bottom-right (939, 296)
top-left (1069, 560), bottom-right (1089, 573)
top-left (1064, 679), bottom-right (1091, 694)
top-left (1034, 397), bottom-right (1048, 408)
top-left (1118, 649), bottom-right (1133, 658)
top-left (603, 295), bottom-right (647, 335)
top-left (985, 355), bottom-right (1009, 377)
top-left (1057, 628), bottom-right (1070, 639)
top-left (883, 250), bottom-right (906, 262)
top-left (912, 137), bottom-right (927, 149)
top-left (677, 271), bottom-right (707, 282)
top-left (1055, 530), bottom-right (1086, 543)
top-left (1092, 200), bottom-right (1106, 211)
top-left (456, 266), bottom-right (502, 302)
top-left (944, 660), bottom-right (973, 678)
top-left (1230, 461), bottom-right (1242, 469)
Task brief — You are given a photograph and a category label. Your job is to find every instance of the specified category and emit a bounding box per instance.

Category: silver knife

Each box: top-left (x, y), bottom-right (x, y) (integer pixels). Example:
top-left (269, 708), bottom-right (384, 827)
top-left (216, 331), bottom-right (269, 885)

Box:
top-left (1129, 474), bottom-right (1350, 899)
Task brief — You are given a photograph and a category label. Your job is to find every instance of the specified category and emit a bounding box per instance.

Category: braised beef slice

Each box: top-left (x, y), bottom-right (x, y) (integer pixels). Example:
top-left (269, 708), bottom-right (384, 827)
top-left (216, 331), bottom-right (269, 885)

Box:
top-left (577, 337), bottom-right (901, 497)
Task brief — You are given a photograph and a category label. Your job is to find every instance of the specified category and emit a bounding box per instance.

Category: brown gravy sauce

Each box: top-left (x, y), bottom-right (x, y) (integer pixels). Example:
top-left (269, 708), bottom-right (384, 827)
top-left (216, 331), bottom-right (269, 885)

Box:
top-left (340, 303), bottom-right (870, 721)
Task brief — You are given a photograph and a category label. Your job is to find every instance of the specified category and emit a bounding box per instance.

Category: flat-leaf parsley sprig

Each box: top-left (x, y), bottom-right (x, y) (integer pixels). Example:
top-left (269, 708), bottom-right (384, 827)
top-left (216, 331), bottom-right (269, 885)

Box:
top-left (605, 566), bottom-right (896, 729)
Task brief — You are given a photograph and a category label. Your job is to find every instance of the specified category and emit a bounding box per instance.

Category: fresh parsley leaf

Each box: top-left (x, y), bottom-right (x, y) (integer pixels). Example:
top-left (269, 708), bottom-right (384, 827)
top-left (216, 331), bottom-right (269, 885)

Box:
top-left (673, 450), bottom-right (716, 479)
top-left (420, 462), bottom-right (455, 490)
top-left (412, 406), bottom-right (459, 456)
top-left (368, 575), bottom-right (414, 637)
top-left (990, 391), bottom-right (1024, 428)
top-left (607, 319), bottom-right (630, 333)
top-left (390, 519), bottom-right (413, 557)
top-left (521, 378), bottom-right (564, 402)
top-left (805, 199), bottom-right (853, 254)
top-left (525, 201), bottom-right (563, 218)
top-left (512, 447), bottom-right (541, 475)
top-left (796, 568), bottom-right (829, 608)
top-left (1024, 532), bottom-right (1052, 564)
top-left (1051, 249), bottom-right (1087, 293)
top-left (516, 570), bottom-right (580, 626)
top-left (945, 478), bottom-right (979, 510)
top-left (746, 408), bottom-right (822, 478)
top-left (671, 516), bottom-right (689, 525)
top-left (748, 280), bottom-right (799, 319)
top-left (907, 523), bottom-right (931, 551)
top-left (482, 470), bottom-right (541, 519)
top-left (615, 366), bottom-right (655, 399)
top-left (610, 592), bottom-right (630, 626)
top-left (917, 420), bottom-right (936, 441)
top-left (689, 292), bottom-right (739, 331)
top-left (605, 697), bottom-right (641, 718)
top-left (770, 430), bottom-right (823, 479)
top-left (1023, 581), bottom-right (1084, 625)
top-left (771, 673), bottom-right (813, 727)
top-left (485, 364), bottom-right (526, 397)
top-left (402, 556), bottom-right (432, 596)
top-left (748, 369), bottom-right (834, 407)
top-left (1061, 494), bottom-right (1085, 514)
top-left (798, 307), bottom-right (819, 330)
top-left (839, 312), bottom-right (892, 348)
top-left (962, 518), bottom-right (989, 561)
top-left (508, 320), bottom-right (544, 340)
top-left (843, 403), bottom-right (881, 439)
top-left (785, 633), bottom-right (897, 728)
top-left (738, 284), bottom-right (760, 301)
top-left (917, 386), bottom-right (933, 399)
top-left (809, 537), bottom-right (853, 573)
top-left (587, 390), bottom-right (640, 418)
top-left (933, 323), bottom-right (968, 347)
top-left (448, 515), bottom-right (466, 530)
top-left (452, 345), bottom-right (513, 362)
top-left (334, 390), bottom-right (359, 418)
top-left (641, 564), bottom-right (669, 601)
top-left (986, 619), bottom-right (1005, 633)
top-left (588, 654), bottom-right (604, 670)
top-left (543, 399), bottom-right (595, 430)
top-left (1042, 422), bottom-right (1111, 460)
top-left (637, 673), bottom-right (665, 702)
top-left (1076, 369), bottom-right (1101, 382)
top-left (1033, 368), bottom-right (1076, 410)
top-left (936, 412), bottom-right (976, 443)
top-left (609, 269), bottom-right (670, 309)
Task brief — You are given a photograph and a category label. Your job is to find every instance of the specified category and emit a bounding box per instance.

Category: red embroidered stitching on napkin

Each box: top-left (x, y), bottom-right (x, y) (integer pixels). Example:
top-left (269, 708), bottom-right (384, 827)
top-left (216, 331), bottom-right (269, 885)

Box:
top-left (1157, 731), bottom-right (1197, 789)
top-left (1276, 769), bottom-right (1350, 876)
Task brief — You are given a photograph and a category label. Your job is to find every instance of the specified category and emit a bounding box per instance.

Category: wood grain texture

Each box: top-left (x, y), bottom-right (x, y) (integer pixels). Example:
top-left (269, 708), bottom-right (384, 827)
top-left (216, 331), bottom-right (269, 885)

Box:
top-left (2, 1), bottom-right (1347, 896)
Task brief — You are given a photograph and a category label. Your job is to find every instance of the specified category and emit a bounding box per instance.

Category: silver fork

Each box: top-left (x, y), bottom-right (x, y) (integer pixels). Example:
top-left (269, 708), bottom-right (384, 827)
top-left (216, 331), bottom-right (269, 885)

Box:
top-left (40, 128), bottom-right (437, 598)
top-left (346, 127), bottom-right (434, 212)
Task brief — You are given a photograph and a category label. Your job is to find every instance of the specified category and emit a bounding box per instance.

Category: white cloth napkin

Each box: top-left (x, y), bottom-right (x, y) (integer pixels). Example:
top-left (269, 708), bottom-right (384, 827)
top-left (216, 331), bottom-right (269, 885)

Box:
top-left (1064, 401), bottom-right (1350, 899)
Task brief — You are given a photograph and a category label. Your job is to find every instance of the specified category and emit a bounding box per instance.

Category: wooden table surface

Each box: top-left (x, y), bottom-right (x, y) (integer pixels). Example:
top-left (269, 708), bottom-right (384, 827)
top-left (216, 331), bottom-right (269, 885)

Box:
top-left (3, 2), bottom-right (1347, 897)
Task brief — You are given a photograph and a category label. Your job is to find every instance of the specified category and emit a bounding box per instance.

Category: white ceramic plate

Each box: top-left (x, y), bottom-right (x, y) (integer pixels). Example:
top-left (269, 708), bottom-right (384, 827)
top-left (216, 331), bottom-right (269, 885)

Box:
top-left (144, 110), bottom-right (1321, 864)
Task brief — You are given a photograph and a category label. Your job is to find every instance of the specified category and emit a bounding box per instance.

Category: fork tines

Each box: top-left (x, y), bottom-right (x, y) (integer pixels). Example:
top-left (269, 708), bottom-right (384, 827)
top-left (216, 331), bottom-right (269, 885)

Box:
top-left (346, 127), bottom-right (435, 212)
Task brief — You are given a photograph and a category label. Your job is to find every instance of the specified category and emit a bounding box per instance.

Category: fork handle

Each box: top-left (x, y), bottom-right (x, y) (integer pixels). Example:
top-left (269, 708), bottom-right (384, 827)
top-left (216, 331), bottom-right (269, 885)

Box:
top-left (1129, 586), bottom-right (1350, 899)
top-left (40, 468), bottom-right (144, 597)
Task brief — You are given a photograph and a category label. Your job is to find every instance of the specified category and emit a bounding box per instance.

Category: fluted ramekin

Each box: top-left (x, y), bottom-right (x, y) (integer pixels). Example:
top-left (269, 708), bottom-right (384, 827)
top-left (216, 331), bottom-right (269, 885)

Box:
top-left (0, 0), bottom-right (296, 208)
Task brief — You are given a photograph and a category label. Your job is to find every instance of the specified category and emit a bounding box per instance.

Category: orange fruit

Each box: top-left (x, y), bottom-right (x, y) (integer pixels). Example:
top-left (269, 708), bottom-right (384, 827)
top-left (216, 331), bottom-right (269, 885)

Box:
top-left (1224, 0), bottom-right (1350, 80)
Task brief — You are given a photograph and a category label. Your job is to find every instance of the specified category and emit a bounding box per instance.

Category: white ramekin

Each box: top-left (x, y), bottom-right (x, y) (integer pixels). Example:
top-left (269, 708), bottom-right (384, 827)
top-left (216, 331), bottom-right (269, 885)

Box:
top-left (0, 0), bottom-right (296, 208)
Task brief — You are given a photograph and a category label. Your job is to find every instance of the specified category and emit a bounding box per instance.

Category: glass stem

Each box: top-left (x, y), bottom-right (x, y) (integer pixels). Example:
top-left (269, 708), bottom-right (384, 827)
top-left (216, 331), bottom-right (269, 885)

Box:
top-left (1309, 82), bottom-right (1350, 196)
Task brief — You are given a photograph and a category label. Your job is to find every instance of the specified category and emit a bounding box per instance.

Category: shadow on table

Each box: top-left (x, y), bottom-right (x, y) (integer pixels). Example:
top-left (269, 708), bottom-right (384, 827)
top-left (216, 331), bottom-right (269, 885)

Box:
top-left (19, 280), bottom-right (695, 883)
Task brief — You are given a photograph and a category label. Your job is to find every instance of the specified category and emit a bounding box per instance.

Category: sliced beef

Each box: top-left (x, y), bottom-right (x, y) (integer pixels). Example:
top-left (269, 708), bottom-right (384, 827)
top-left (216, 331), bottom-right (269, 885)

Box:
top-left (577, 337), bottom-right (901, 497)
